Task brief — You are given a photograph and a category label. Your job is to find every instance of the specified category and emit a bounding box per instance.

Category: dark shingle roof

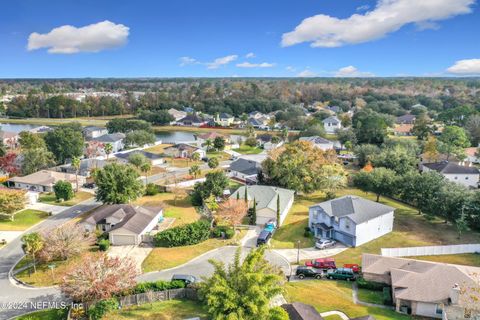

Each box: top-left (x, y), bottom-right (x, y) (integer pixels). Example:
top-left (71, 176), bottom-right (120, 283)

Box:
top-left (396, 114), bottom-right (416, 123)
top-left (311, 195), bottom-right (395, 224)
top-left (299, 136), bottom-right (333, 145)
top-left (230, 158), bottom-right (262, 176)
top-left (322, 116), bottom-right (340, 125)
top-left (281, 303), bottom-right (324, 320)
top-left (94, 133), bottom-right (125, 143)
top-left (179, 114), bottom-right (204, 123)
top-left (115, 149), bottom-right (163, 161)
top-left (423, 162), bottom-right (480, 174)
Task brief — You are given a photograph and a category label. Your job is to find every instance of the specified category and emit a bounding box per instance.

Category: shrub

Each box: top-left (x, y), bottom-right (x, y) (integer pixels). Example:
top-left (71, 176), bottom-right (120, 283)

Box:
top-left (303, 227), bottom-right (312, 238)
top-left (132, 280), bottom-right (185, 294)
top-left (145, 183), bottom-right (159, 196)
top-left (212, 226), bottom-right (234, 239)
top-left (224, 228), bottom-right (235, 239)
top-left (88, 298), bottom-right (119, 320)
top-left (53, 180), bottom-right (74, 201)
top-left (98, 239), bottom-right (110, 251)
top-left (154, 219), bottom-right (211, 247)
top-left (383, 286), bottom-right (393, 305)
top-left (245, 137), bottom-right (257, 147)
top-left (357, 277), bottom-right (385, 291)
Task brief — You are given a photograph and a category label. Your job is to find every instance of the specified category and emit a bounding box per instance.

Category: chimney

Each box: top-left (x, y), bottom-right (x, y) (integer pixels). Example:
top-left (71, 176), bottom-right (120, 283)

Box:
top-left (450, 283), bottom-right (460, 305)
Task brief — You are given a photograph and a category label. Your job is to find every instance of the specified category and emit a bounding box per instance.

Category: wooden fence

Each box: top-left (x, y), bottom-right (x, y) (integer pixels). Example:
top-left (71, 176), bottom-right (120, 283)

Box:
top-left (118, 288), bottom-right (198, 307)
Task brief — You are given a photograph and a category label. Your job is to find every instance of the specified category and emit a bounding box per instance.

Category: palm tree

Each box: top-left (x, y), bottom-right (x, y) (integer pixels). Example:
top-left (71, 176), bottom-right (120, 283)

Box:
top-left (204, 139), bottom-right (213, 152)
top-left (104, 143), bottom-right (113, 160)
top-left (192, 152), bottom-right (201, 162)
top-left (189, 164), bottom-right (201, 179)
top-left (140, 162), bottom-right (152, 184)
top-left (21, 233), bottom-right (44, 274)
top-left (72, 157), bottom-right (81, 192)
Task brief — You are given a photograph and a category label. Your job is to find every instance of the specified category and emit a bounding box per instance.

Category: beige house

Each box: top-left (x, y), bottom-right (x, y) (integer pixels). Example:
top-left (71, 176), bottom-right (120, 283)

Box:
top-left (8, 170), bottom-right (85, 192)
top-left (362, 254), bottom-right (480, 319)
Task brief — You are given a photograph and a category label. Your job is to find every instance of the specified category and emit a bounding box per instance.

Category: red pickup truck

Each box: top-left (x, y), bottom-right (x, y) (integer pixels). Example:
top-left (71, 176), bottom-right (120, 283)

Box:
top-left (305, 258), bottom-right (336, 270)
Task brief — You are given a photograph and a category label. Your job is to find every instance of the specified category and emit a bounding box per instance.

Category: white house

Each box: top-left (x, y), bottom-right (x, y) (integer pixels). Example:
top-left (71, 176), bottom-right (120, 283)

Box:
top-left (167, 108), bottom-right (187, 123)
top-left (216, 113), bottom-right (235, 127)
top-left (464, 147), bottom-right (479, 164)
top-left (421, 161), bottom-right (479, 188)
top-left (8, 170), bottom-right (86, 192)
top-left (299, 136), bottom-right (334, 151)
top-left (322, 116), bottom-right (342, 134)
top-left (91, 133), bottom-right (126, 153)
top-left (309, 195), bottom-right (395, 247)
top-left (83, 126), bottom-right (108, 140)
top-left (230, 185), bottom-right (294, 226)
top-left (82, 204), bottom-right (163, 246)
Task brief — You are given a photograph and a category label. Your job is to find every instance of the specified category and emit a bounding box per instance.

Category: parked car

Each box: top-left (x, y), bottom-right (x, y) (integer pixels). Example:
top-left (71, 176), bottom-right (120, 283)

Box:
top-left (305, 258), bottom-right (336, 270)
top-left (343, 263), bottom-right (360, 273)
top-left (326, 268), bottom-right (356, 281)
top-left (264, 221), bottom-right (276, 234)
top-left (295, 266), bottom-right (323, 280)
top-left (256, 230), bottom-right (272, 247)
top-left (314, 239), bottom-right (336, 250)
top-left (83, 182), bottom-right (96, 189)
top-left (171, 274), bottom-right (197, 285)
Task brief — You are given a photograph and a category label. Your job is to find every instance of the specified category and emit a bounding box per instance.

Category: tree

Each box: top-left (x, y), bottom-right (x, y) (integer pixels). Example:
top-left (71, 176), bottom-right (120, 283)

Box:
top-left (39, 223), bottom-right (95, 262)
top-left (104, 143), bottom-right (113, 159)
top-left (0, 152), bottom-right (19, 176)
top-left (0, 189), bottom-right (26, 221)
top-left (438, 126), bottom-right (470, 160)
top-left (208, 157), bottom-right (219, 169)
top-left (411, 114), bottom-right (433, 140)
top-left (72, 156), bottom-right (81, 192)
top-left (199, 247), bottom-right (285, 320)
top-left (204, 139), bottom-right (213, 151)
top-left (45, 125), bottom-right (84, 164)
top-left (336, 128), bottom-right (357, 148)
top-left (138, 109), bottom-right (174, 125)
top-left (53, 181), bottom-right (74, 201)
top-left (85, 141), bottom-right (105, 159)
top-left (93, 163), bottom-right (144, 204)
top-left (276, 195), bottom-right (280, 226)
top-left (251, 197), bottom-right (257, 225)
top-left (21, 232), bottom-right (44, 273)
top-left (262, 141), bottom-right (344, 193)
top-left (191, 171), bottom-right (229, 205)
top-left (124, 130), bottom-right (156, 147)
top-left (213, 137), bottom-right (226, 151)
top-left (466, 115), bottom-right (480, 146)
top-left (61, 252), bottom-right (137, 303)
top-left (128, 153), bottom-right (148, 170)
top-left (140, 161), bottom-right (152, 184)
top-left (353, 168), bottom-right (398, 202)
top-left (354, 144), bottom-right (380, 167)
top-left (192, 152), bottom-right (201, 162)
top-left (352, 109), bottom-right (389, 145)
top-left (216, 198), bottom-right (248, 227)
top-left (21, 147), bottom-right (56, 175)
top-left (299, 124), bottom-right (326, 138)
top-left (18, 131), bottom-right (46, 150)
top-left (423, 135), bottom-right (440, 163)
top-left (398, 170), bottom-right (444, 215)
top-left (189, 164), bottom-right (201, 178)
top-left (106, 118), bottom-right (152, 134)
top-left (372, 146), bottom-right (418, 175)
top-left (0, 140), bottom-right (5, 157)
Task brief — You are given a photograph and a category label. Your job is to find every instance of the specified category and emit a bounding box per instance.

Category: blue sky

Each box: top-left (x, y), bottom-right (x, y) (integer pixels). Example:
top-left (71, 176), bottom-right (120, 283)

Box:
top-left (0, 0), bottom-right (479, 78)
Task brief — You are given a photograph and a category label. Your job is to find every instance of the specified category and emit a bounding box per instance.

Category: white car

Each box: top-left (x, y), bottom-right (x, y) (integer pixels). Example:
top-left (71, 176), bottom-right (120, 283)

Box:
top-left (315, 239), bottom-right (336, 250)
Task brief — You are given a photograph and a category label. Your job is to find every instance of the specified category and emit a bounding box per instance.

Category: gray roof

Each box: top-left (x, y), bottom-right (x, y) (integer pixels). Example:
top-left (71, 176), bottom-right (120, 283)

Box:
top-left (115, 149), bottom-right (163, 161)
top-left (423, 162), bottom-right (480, 174)
top-left (248, 118), bottom-right (263, 126)
top-left (281, 303), bottom-right (324, 320)
top-left (219, 113), bottom-right (233, 119)
top-left (322, 116), bottom-right (340, 125)
top-left (396, 114), bottom-right (416, 123)
top-left (230, 158), bottom-right (262, 176)
top-left (299, 136), bottom-right (333, 145)
top-left (230, 185), bottom-right (294, 214)
top-left (83, 126), bottom-right (106, 133)
top-left (83, 204), bottom-right (162, 235)
top-left (94, 132), bottom-right (125, 143)
top-left (57, 158), bottom-right (106, 176)
top-left (311, 195), bottom-right (395, 224)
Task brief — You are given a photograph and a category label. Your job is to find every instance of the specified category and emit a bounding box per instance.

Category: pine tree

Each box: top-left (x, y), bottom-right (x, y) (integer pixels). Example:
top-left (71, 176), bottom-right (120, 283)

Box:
top-left (276, 195), bottom-right (280, 227)
top-left (244, 186), bottom-right (248, 203)
top-left (236, 192), bottom-right (240, 200)
top-left (251, 197), bottom-right (257, 225)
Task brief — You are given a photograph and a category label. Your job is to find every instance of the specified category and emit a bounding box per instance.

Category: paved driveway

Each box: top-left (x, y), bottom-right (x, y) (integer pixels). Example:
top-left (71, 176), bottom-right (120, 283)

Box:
top-left (26, 203), bottom-right (68, 215)
top-left (272, 244), bottom-right (347, 263)
top-left (108, 245), bottom-right (153, 273)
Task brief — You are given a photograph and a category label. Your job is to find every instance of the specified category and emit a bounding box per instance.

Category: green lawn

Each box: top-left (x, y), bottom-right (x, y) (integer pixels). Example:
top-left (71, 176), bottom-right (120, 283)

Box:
top-left (206, 150), bottom-right (231, 161)
top-left (103, 299), bottom-right (207, 320)
top-left (39, 191), bottom-right (93, 207)
top-left (0, 209), bottom-right (49, 231)
top-left (285, 281), bottom-right (409, 320)
top-left (357, 288), bottom-right (385, 305)
top-left (15, 308), bottom-right (68, 320)
top-left (411, 254), bottom-right (480, 267)
top-left (233, 145), bottom-right (263, 154)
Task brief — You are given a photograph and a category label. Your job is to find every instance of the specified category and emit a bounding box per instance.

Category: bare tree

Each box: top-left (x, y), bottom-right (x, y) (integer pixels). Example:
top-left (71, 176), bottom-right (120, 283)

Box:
top-left (216, 198), bottom-right (248, 228)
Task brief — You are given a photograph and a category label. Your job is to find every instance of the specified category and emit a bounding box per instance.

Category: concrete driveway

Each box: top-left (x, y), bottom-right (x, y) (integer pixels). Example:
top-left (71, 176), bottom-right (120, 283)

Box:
top-left (272, 244), bottom-right (348, 263)
top-left (26, 203), bottom-right (68, 215)
top-left (108, 245), bottom-right (152, 273)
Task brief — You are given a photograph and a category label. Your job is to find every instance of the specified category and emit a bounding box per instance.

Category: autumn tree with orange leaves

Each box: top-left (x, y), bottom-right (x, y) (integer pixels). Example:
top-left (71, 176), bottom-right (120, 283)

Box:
top-left (216, 198), bottom-right (248, 228)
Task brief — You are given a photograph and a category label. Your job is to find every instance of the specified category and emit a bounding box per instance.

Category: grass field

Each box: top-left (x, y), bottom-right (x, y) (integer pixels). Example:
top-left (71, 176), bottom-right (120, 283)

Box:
top-left (144, 143), bottom-right (173, 154)
top-left (16, 255), bottom-right (77, 287)
top-left (142, 230), bottom-right (245, 272)
top-left (39, 191), bottom-right (93, 207)
top-left (233, 145), bottom-right (263, 154)
top-left (103, 299), bottom-right (207, 320)
top-left (0, 209), bottom-right (48, 231)
top-left (134, 192), bottom-right (200, 227)
top-left (15, 308), bottom-right (69, 320)
top-left (206, 150), bottom-right (231, 161)
top-left (411, 253), bottom-right (480, 266)
top-left (357, 288), bottom-right (385, 305)
top-left (285, 280), bottom-right (409, 320)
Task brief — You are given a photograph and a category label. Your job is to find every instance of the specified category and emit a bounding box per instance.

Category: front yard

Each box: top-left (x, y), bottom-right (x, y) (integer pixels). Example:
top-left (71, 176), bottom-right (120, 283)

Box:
top-left (39, 191), bottom-right (93, 207)
top-left (285, 280), bottom-right (408, 320)
top-left (15, 308), bottom-right (68, 320)
top-left (0, 209), bottom-right (49, 231)
top-left (233, 145), bottom-right (263, 154)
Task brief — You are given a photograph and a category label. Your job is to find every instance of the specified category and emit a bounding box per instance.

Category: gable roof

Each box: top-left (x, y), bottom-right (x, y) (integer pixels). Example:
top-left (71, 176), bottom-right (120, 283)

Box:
top-left (281, 303), bottom-right (324, 320)
top-left (393, 124), bottom-right (413, 133)
top-left (0, 131), bottom-right (19, 139)
top-left (230, 158), bottom-right (262, 176)
top-left (219, 112), bottom-right (233, 119)
top-left (94, 132), bottom-right (125, 143)
top-left (197, 132), bottom-right (226, 140)
top-left (299, 136), bottom-right (334, 145)
top-left (311, 195), bottom-right (395, 224)
top-left (248, 117), bottom-right (263, 126)
top-left (115, 149), bottom-right (163, 161)
top-left (83, 126), bottom-right (106, 133)
top-left (179, 114), bottom-right (204, 123)
top-left (423, 162), bottom-right (479, 174)
top-left (322, 116), bottom-right (340, 125)
top-left (165, 143), bottom-right (200, 152)
top-left (230, 185), bottom-right (294, 213)
top-left (9, 170), bottom-right (78, 186)
top-left (167, 108), bottom-right (187, 119)
top-left (396, 114), bottom-right (416, 123)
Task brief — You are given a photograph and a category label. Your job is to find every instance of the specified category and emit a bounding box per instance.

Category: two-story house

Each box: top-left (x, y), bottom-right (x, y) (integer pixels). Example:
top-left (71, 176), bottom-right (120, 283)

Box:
top-left (421, 161), bottom-right (479, 188)
top-left (309, 195), bottom-right (395, 247)
top-left (322, 116), bottom-right (342, 134)
top-left (299, 136), bottom-right (335, 151)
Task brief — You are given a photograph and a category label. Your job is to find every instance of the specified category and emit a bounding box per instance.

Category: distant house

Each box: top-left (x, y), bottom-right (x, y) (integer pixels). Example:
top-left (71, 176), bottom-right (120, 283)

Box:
top-left (299, 136), bottom-right (334, 151)
top-left (82, 204), bottom-right (163, 245)
top-left (281, 303), bottom-right (324, 320)
top-left (8, 170), bottom-right (86, 192)
top-left (176, 114), bottom-right (206, 127)
top-left (0, 131), bottom-right (19, 149)
top-left (163, 143), bottom-right (206, 159)
top-left (247, 117), bottom-right (263, 128)
top-left (55, 158), bottom-right (106, 177)
top-left (167, 108), bottom-right (187, 122)
top-left (256, 134), bottom-right (283, 151)
top-left (91, 133), bottom-right (126, 153)
top-left (464, 147), bottom-right (479, 164)
top-left (83, 126), bottom-right (108, 140)
top-left (183, 106), bottom-right (195, 113)
top-left (309, 195), bottom-right (395, 247)
top-left (362, 254), bottom-right (480, 319)
top-left (393, 124), bottom-right (414, 136)
top-left (248, 111), bottom-right (265, 119)
top-left (196, 132), bottom-right (230, 145)
top-left (115, 149), bottom-right (165, 166)
top-left (229, 158), bottom-right (262, 184)
top-left (396, 114), bottom-right (416, 125)
top-left (230, 185), bottom-right (294, 226)
top-left (28, 126), bottom-right (53, 134)
top-left (322, 116), bottom-right (342, 134)
top-left (325, 105), bottom-right (341, 114)
top-left (216, 113), bottom-right (235, 127)
top-left (421, 161), bottom-right (479, 188)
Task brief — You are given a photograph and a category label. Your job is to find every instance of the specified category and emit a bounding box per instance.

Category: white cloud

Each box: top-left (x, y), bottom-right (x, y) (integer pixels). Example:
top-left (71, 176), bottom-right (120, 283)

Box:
top-left (286, 66), bottom-right (297, 72)
top-left (236, 62), bottom-right (275, 68)
top-left (206, 55), bottom-right (238, 69)
top-left (282, 0), bottom-right (474, 48)
top-left (357, 5), bottom-right (370, 11)
top-left (334, 65), bottom-right (375, 77)
top-left (245, 52), bottom-right (255, 58)
top-left (297, 69), bottom-right (317, 77)
top-left (179, 56), bottom-right (197, 66)
top-left (27, 20), bottom-right (129, 54)
top-left (447, 59), bottom-right (480, 75)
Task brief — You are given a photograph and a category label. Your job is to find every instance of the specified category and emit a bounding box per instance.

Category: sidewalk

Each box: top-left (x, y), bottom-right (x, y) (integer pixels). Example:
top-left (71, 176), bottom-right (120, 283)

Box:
top-left (272, 245), bottom-right (347, 263)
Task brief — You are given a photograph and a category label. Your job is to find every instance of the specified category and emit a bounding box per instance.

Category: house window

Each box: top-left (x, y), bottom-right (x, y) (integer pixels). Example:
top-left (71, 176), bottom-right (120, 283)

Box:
top-left (435, 304), bottom-right (443, 315)
top-left (454, 176), bottom-right (458, 180)
top-left (345, 221), bottom-right (350, 229)
top-left (465, 177), bottom-right (469, 180)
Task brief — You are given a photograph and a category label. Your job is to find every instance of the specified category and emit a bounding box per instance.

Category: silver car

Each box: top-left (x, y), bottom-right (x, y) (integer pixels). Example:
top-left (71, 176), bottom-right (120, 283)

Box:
top-left (315, 239), bottom-right (336, 250)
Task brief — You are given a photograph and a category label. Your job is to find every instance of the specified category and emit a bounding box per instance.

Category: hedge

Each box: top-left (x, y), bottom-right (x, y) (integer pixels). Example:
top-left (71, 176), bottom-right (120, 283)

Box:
top-left (145, 183), bottom-right (159, 196)
top-left (211, 226), bottom-right (234, 239)
top-left (153, 219), bottom-right (211, 247)
top-left (88, 298), bottom-right (119, 320)
top-left (357, 277), bottom-right (386, 291)
top-left (98, 239), bottom-right (110, 251)
top-left (132, 280), bottom-right (186, 294)
top-left (383, 286), bottom-right (393, 305)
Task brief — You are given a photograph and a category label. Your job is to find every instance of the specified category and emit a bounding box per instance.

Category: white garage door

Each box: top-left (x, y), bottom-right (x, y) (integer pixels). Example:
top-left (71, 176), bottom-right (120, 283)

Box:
top-left (111, 234), bottom-right (137, 246)
top-left (256, 215), bottom-right (271, 226)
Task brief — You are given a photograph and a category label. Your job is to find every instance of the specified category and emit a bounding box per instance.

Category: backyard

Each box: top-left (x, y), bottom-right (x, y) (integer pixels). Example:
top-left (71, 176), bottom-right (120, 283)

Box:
top-left (39, 191), bottom-right (93, 207)
top-left (233, 144), bottom-right (263, 154)
top-left (0, 209), bottom-right (49, 231)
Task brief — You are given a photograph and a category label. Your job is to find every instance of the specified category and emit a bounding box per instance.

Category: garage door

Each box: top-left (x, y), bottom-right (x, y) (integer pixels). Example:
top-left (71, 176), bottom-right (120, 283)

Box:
top-left (333, 231), bottom-right (354, 247)
top-left (256, 215), bottom-right (272, 226)
top-left (110, 234), bottom-right (137, 246)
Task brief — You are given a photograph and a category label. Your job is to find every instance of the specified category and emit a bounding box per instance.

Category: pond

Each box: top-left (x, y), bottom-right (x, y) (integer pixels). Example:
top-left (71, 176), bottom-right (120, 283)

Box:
top-left (0, 123), bottom-right (41, 133)
top-left (155, 131), bottom-right (197, 143)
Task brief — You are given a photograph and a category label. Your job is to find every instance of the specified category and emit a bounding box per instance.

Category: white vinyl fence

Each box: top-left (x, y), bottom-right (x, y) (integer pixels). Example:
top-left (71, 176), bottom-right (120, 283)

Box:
top-left (381, 243), bottom-right (480, 257)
